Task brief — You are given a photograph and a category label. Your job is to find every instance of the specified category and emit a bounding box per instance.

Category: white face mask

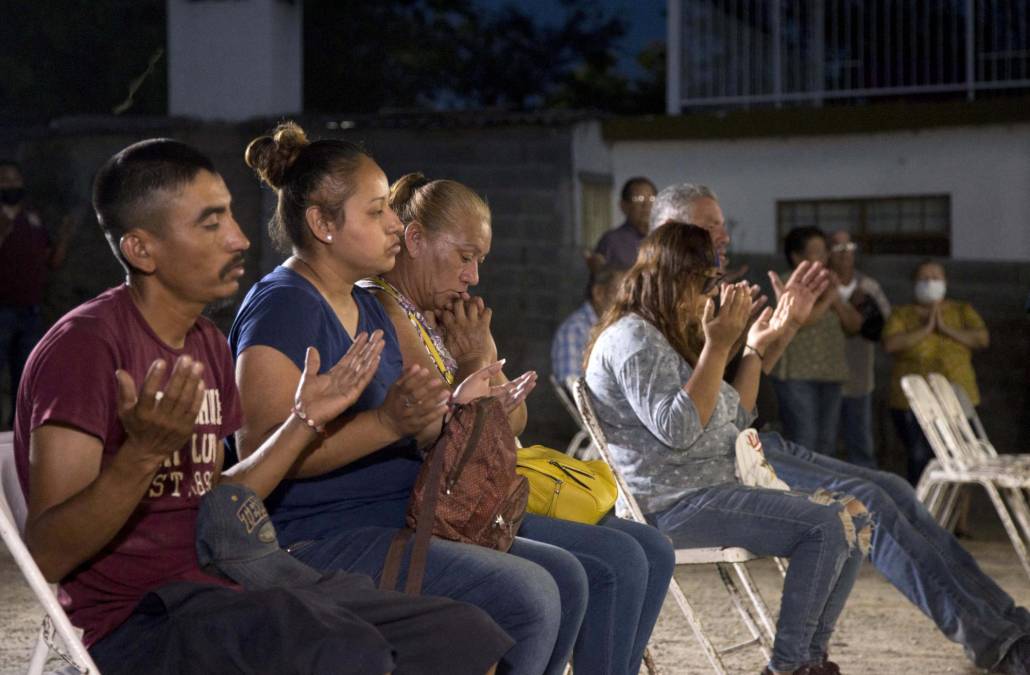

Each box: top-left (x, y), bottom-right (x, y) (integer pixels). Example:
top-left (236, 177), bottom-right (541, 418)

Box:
top-left (914, 279), bottom-right (946, 304)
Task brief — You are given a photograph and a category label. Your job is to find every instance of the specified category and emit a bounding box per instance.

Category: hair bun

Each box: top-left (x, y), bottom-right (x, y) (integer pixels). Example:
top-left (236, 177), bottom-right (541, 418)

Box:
top-left (244, 121), bottom-right (310, 190)
top-left (388, 172), bottom-right (431, 218)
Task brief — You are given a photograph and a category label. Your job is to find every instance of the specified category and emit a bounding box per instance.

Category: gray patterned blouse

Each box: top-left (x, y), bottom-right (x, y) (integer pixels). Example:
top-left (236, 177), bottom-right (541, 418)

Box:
top-left (584, 314), bottom-right (757, 515)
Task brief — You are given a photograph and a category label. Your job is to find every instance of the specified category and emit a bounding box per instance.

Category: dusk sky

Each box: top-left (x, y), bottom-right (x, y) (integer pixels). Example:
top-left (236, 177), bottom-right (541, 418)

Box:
top-left (474, 0), bottom-right (666, 77)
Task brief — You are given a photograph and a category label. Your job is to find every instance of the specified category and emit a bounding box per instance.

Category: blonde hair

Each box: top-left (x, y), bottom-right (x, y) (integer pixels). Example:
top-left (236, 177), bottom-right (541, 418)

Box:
top-left (389, 172), bottom-right (490, 236)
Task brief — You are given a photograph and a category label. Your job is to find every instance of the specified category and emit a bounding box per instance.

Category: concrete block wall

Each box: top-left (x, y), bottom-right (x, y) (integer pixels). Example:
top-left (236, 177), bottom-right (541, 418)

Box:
top-left (329, 125), bottom-right (587, 448)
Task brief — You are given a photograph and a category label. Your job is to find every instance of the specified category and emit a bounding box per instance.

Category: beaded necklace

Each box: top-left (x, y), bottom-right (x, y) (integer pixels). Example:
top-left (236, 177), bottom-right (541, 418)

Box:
top-left (360, 276), bottom-right (457, 384)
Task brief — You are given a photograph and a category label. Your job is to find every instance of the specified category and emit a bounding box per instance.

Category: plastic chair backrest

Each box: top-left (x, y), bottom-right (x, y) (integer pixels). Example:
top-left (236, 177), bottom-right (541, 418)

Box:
top-left (900, 374), bottom-right (970, 470)
top-left (549, 374), bottom-right (581, 422)
top-left (571, 378), bottom-right (645, 523)
top-left (0, 431), bottom-right (28, 534)
top-left (0, 431), bottom-right (101, 674)
top-left (926, 373), bottom-right (997, 460)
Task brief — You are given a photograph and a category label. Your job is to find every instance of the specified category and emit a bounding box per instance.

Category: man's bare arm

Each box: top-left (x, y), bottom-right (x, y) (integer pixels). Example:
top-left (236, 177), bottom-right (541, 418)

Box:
top-left (25, 356), bottom-right (205, 581)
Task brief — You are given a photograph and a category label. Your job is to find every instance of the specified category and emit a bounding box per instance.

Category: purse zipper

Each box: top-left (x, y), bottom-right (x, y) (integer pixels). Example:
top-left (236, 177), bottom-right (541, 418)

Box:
top-left (515, 464), bottom-right (563, 517)
top-left (547, 460), bottom-right (593, 489)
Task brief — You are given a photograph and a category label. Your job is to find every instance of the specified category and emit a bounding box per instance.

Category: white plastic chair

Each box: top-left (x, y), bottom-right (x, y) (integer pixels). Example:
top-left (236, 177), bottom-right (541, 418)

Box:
top-left (0, 431), bottom-right (100, 674)
top-left (548, 375), bottom-right (595, 459)
top-left (902, 374), bottom-right (1030, 583)
top-left (571, 379), bottom-right (776, 674)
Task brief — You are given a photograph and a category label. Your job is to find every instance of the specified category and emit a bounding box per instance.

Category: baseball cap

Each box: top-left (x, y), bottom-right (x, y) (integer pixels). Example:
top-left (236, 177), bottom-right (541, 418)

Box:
top-left (196, 483), bottom-right (323, 589)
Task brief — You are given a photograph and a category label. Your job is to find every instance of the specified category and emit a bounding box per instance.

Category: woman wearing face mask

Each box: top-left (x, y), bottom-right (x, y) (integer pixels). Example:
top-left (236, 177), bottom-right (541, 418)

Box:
top-left (229, 122), bottom-right (591, 675)
top-left (884, 260), bottom-right (989, 484)
top-left (362, 173), bottom-right (676, 675)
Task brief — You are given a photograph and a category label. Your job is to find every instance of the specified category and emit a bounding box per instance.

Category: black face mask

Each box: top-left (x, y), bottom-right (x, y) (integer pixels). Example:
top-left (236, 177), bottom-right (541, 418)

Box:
top-left (0, 188), bottom-right (26, 206)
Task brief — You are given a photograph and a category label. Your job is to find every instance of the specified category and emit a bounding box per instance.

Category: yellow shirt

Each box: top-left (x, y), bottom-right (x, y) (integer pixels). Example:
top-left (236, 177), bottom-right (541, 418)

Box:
top-left (884, 300), bottom-right (986, 409)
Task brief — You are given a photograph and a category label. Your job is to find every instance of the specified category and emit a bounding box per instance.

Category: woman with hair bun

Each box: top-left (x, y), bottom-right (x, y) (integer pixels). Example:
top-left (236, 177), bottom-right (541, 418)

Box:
top-left (229, 122), bottom-right (587, 675)
top-left (368, 171), bottom-right (675, 675)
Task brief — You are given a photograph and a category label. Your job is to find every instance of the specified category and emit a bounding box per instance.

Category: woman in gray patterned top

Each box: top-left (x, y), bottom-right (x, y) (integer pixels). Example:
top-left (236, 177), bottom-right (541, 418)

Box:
top-left (584, 223), bottom-right (871, 675)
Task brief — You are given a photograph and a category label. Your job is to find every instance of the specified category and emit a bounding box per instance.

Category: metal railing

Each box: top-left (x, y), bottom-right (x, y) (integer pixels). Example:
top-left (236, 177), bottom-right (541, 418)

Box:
top-left (666, 0), bottom-right (1030, 113)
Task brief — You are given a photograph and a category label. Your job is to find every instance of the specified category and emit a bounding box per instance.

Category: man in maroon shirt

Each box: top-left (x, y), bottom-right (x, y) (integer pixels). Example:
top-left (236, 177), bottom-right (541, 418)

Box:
top-left (14, 140), bottom-right (510, 674)
top-left (0, 161), bottom-right (71, 426)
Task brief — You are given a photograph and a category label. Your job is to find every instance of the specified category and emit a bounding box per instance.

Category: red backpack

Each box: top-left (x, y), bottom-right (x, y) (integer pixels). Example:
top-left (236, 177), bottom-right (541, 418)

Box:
top-left (380, 396), bottom-right (529, 594)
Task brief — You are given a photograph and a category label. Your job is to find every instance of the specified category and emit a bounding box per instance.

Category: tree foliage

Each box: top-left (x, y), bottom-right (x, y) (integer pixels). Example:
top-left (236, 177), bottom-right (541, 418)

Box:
top-left (1, 0), bottom-right (664, 123)
top-left (0, 0), bottom-right (167, 121)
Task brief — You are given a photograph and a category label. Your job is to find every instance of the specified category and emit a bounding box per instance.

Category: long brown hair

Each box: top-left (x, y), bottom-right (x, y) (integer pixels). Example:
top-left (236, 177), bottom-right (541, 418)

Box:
top-left (584, 222), bottom-right (716, 368)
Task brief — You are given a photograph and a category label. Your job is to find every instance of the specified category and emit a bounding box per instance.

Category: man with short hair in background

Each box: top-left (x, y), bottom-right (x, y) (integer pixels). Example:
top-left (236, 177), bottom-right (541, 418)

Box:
top-left (593, 176), bottom-right (657, 270)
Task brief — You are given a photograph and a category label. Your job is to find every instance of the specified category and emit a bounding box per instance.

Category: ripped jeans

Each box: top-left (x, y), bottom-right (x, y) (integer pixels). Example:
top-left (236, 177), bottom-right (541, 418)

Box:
top-left (651, 484), bottom-right (871, 673)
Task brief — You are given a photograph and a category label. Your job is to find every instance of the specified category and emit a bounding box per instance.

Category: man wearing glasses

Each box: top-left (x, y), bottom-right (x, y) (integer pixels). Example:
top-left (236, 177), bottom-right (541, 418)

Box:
top-left (827, 230), bottom-right (891, 469)
top-left (592, 177), bottom-right (656, 269)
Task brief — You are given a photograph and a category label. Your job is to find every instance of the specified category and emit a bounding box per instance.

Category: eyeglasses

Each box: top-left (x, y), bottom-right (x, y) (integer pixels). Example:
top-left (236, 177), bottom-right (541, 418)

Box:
top-left (701, 268), bottom-right (727, 295)
top-left (628, 195), bottom-right (656, 204)
top-left (831, 242), bottom-right (858, 253)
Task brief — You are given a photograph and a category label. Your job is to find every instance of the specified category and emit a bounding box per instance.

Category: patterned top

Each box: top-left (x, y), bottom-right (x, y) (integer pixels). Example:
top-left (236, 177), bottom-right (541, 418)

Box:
top-left (360, 276), bottom-right (457, 384)
top-left (550, 301), bottom-right (597, 384)
top-left (772, 278), bottom-right (848, 383)
top-left (585, 313), bottom-right (756, 515)
top-left (883, 300), bottom-right (986, 409)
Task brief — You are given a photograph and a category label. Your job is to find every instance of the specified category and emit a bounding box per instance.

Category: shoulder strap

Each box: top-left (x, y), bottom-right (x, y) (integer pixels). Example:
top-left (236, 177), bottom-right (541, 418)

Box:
top-left (366, 276), bottom-right (455, 385)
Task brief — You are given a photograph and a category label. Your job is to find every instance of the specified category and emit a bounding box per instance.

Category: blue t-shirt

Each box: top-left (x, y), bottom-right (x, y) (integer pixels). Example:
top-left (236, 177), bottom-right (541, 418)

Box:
top-left (228, 266), bottom-right (421, 543)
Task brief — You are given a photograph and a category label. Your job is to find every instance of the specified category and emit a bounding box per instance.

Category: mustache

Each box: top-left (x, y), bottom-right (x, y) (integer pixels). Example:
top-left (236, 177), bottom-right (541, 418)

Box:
top-left (219, 254), bottom-right (246, 279)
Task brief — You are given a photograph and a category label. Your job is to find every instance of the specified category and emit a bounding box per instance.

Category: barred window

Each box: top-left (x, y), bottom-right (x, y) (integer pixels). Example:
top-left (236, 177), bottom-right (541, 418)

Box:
top-left (777, 195), bottom-right (950, 255)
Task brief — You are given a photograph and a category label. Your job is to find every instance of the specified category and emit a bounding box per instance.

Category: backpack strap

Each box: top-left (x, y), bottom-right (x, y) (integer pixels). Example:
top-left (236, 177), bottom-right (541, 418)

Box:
top-left (379, 528), bottom-right (413, 592)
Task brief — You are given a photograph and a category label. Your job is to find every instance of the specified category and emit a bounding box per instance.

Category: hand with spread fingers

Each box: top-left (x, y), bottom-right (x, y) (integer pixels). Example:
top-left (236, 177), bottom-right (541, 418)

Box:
top-left (768, 260), bottom-right (831, 326)
top-left (115, 355), bottom-right (207, 467)
top-left (438, 296), bottom-right (496, 371)
top-left (490, 370), bottom-right (537, 414)
top-left (451, 360), bottom-right (505, 405)
top-left (702, 281), bottom-right (752, 351)
top-left (293, 331), bottom-right (385, 433)
top-left (377, 365), bottom-right (451, 438)
top-left (745, 281), bottom-right (769, 321)
top-left (747, 294), bottom-right (795, 355)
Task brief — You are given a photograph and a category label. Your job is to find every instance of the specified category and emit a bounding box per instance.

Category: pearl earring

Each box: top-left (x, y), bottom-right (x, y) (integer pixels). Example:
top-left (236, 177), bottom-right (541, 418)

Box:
top-left (326, 234), bottom-right (333, 242)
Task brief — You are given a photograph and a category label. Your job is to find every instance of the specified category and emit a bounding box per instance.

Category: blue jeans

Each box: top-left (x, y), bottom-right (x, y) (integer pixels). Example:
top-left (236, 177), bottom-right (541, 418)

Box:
top-left (771, 378), bottom-right (843, 457)
top-left (839, 394), bottom-right (878, 468)
top-left (289, 525), bottom-right (586, 675)
top-left (518, 513), bottom-right (675, 675)
top-left (890, 408), bottom-right (934, 484)
top-left (651, 484), bottom-right (865, 672)
top-left (764, 432), bottom-right (1030, 669)
top-left (0, 305), bottom-right (43, 426)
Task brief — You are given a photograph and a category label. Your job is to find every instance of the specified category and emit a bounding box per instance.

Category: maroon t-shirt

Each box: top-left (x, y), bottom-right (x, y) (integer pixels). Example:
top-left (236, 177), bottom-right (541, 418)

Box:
top-left (0, 208), bottom-right (51, 306)
top-left (13, 284), bottom-right (242, 646)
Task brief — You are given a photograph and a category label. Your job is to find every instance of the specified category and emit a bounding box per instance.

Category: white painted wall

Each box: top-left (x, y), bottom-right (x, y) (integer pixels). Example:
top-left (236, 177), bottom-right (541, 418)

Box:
top-left (571, 120), bottom-right (613, 248)
top-left (167, 0), bottom-right (302, 121)
top-left (610, 123), bottom-right (1030, 261)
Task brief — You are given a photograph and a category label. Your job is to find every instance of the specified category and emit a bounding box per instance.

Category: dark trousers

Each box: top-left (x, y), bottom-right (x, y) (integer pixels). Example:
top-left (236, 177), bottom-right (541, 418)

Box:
top-left (90, 575), bottom-right (512, 675)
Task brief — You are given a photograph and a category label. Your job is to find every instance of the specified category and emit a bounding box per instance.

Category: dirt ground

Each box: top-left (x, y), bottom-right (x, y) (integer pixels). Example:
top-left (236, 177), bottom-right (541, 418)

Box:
top-left (1, 535), bottom-right (1026, 674)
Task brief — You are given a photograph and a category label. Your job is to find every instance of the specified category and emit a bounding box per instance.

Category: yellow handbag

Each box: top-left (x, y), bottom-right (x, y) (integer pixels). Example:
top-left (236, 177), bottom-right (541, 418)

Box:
top-left (515, 445), bottom-right (618, 525)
